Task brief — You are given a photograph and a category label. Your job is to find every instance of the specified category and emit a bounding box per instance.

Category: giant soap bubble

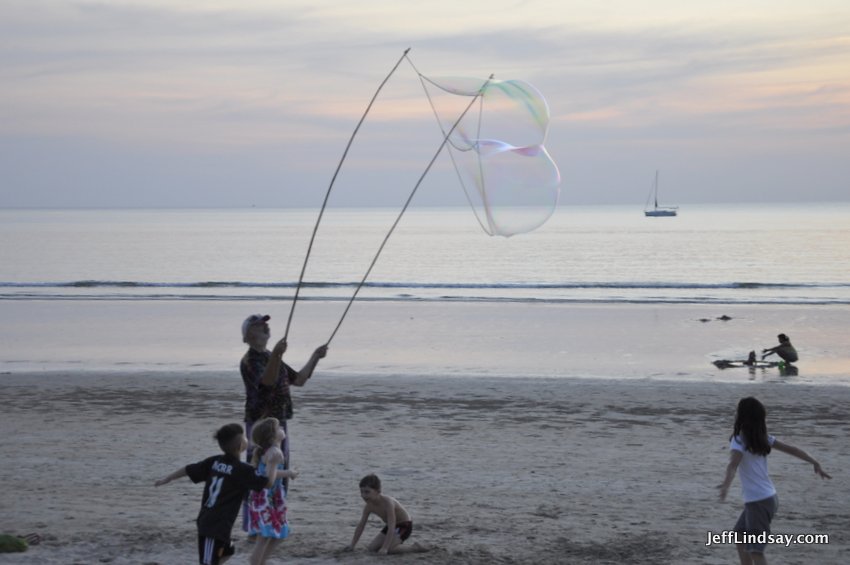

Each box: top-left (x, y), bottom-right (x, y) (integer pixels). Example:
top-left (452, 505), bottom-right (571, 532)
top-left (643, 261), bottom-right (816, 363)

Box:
top-left (285, 51), bottom-right (564, 345)
top-left (421, 76), bottom-right (561, 236)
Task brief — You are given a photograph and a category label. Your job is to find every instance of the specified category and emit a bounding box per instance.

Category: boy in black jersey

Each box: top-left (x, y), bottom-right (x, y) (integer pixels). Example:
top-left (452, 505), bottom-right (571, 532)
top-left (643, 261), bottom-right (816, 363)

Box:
top-left (155, 423), bottom-right (280, 565)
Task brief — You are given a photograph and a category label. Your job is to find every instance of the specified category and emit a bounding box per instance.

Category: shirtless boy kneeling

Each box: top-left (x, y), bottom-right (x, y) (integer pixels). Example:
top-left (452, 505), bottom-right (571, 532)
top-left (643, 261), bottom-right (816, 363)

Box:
top-left (344, 474), bottom-right (427, 555)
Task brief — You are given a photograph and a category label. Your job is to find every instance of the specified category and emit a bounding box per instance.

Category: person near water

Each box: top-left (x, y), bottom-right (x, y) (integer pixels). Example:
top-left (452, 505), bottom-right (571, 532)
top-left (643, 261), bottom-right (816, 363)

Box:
top-left (246, 417), bottom-right (300, 565)
top-left (761, 333), bottom-right (798, 364)
top-left (239, 314), bottom-right (327, 530)
top-left (343, 474), bottom-right (427, 555)
top-left (716, 397), bottom-right (830, 565)
top-left (155, 423), bottom-right (280, 565)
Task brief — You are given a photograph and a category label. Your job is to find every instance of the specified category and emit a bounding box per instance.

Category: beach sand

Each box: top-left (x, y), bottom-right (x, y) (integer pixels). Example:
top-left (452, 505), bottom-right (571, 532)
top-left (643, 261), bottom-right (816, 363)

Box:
top-left (1, 371), bottom-right (848, 564)
top-left (1, 302), bottom-right (849, 564)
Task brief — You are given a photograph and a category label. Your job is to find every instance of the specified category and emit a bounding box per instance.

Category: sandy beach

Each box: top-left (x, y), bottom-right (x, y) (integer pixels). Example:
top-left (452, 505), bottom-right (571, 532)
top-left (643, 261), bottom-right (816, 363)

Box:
top-left (1, 367), bottom-right (848, 564)
top-left (3, 2), bottom-right (849, 559)
top-left (1, 301), bottom-right (849, 564)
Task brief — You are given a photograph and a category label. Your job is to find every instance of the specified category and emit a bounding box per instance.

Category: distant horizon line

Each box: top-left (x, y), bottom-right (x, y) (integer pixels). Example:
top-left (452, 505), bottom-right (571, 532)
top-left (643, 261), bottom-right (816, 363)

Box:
top-left (2, 200), bottom-right (850, 212)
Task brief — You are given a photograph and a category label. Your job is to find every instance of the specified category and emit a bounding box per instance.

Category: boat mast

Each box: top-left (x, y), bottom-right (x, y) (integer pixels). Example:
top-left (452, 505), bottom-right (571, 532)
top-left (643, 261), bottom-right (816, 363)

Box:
top-left (654, 170), bottom-right (659, 209)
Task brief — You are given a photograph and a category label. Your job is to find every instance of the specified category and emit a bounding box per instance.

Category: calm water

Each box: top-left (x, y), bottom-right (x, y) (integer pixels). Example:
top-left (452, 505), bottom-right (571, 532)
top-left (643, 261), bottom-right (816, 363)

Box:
top-left (1, 203), bottom-right (849, 305)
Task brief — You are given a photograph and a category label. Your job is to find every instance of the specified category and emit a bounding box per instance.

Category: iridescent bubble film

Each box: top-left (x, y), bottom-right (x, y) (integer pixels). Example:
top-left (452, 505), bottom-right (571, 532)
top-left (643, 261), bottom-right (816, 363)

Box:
top-left (422, 76), bottom-right (561, 236)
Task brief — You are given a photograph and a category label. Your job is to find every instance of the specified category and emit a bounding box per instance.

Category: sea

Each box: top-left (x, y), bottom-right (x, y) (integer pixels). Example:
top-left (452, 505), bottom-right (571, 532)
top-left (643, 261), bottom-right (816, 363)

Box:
top-left (1, 203), bottom-right (849, 377)
top-left (2, 203), bottom-right (849, 305)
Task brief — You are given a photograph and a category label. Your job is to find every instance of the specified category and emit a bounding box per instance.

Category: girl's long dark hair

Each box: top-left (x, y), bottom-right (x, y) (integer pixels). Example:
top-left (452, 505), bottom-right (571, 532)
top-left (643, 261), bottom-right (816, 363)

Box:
top-left (731, 397), bottom-right (771, 455)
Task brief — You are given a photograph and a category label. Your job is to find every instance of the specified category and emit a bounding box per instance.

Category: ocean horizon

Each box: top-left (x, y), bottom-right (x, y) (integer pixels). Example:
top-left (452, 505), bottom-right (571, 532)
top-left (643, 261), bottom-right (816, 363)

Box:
top-left (2, 202), bottom-right (849, 305)
top-left (2, 203), bottom-right (848, 380)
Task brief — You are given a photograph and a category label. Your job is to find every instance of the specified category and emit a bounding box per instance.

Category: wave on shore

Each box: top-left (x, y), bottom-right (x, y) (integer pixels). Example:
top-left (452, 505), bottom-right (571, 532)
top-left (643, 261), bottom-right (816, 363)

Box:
top-left (3, 279), bottom-right (849, 305)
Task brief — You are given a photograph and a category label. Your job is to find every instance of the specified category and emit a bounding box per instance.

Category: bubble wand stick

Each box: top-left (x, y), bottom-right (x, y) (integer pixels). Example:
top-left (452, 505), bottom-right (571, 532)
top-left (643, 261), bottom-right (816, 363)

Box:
top-left (324, 68), bottom-right (494, 345)
top-left (284, 48), bottom-right (412, 342)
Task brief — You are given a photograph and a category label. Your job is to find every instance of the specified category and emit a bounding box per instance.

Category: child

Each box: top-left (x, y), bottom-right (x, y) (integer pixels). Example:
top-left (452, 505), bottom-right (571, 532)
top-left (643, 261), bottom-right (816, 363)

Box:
top-left (246, 417), bottom-right (299, 565)
top-left (716, 397), bottom-right (830, 565)
top-left (344, 474), bottom-right (427, 555)
top-left (155, 423), bottom-right (279, 565)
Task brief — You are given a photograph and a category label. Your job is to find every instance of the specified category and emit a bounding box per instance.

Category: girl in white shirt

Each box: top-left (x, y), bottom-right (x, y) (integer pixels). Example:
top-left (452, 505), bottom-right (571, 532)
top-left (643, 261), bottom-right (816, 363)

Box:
top-left (717, 397), bottom-right (830, 565)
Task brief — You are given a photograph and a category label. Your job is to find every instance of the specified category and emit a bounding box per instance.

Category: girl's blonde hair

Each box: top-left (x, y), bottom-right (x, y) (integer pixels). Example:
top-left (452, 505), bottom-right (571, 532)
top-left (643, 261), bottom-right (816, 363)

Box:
top-left (250, 417), bottom-right (281, 466)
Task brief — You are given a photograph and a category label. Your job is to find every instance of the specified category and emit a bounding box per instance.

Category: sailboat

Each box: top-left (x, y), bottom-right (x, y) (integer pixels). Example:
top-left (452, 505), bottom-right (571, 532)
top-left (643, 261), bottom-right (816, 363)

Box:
top-left (644, 170), bottom-right (678, 217)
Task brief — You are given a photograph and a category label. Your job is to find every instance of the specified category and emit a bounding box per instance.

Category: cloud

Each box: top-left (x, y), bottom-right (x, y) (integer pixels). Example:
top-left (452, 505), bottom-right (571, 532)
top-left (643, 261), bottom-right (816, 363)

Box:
top-left (1, 0), bottom-right (849, 206)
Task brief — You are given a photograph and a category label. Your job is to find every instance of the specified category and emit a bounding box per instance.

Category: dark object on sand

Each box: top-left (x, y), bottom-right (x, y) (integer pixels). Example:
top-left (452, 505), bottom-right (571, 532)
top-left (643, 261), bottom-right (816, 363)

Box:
top-left (713, 359), bottom-right (780, 369)
top-left (0, 535), bottom-right (28, 553)
top-left (697, 315), bottom-right (732, 323)
top-left (713, 351), bottom-right (776, 369)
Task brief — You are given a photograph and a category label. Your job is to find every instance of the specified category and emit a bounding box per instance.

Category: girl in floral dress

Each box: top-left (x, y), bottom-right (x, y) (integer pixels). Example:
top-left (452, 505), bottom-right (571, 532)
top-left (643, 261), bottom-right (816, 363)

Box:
top-left (248, 417), bottom-right (299, 565)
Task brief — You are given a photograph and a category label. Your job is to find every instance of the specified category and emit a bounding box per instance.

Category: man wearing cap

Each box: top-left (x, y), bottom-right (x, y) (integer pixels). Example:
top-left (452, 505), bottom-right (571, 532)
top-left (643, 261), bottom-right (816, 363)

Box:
top-left (239, 314), bottom-right (327, 530)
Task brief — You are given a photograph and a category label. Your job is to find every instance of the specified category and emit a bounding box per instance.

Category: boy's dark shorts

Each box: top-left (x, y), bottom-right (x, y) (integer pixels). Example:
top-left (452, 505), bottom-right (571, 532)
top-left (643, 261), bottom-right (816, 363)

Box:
top-left (381, 520), bottom-right (413, 542)
top-left (198, 535), bottom-right (235, 565)
top-left (733, 495), bottom-right (778, 553)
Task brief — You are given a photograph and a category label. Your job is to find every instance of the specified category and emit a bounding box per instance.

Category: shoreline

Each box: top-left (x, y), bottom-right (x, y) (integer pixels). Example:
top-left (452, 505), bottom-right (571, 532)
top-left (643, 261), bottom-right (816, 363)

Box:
top-left (2, 301), bottom-right (849, 386)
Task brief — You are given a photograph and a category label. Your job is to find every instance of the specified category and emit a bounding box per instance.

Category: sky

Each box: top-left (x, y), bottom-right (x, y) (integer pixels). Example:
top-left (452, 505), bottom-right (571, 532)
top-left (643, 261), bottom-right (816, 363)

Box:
top-left (1, 0), bottom-right (849, 208)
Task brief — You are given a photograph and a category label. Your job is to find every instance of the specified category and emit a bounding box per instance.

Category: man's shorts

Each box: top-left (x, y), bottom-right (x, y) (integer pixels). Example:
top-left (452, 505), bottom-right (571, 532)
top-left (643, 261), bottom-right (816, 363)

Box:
top-left (198, 535), bottom-right (235, 565)
top-left (733, 495), bottom-right (779, 553)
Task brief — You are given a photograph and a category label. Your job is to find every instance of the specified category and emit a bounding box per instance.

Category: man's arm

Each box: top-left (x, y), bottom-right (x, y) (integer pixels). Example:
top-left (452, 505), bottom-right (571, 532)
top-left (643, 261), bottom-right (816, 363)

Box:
top-left (155, 466), bottom-right (187, 487)
top-left (345, 506), bottom-right (371, 550)
top-left (260, 338), bottom-right (288, 387)
top-left (716, 449), bottom-right (743, 501)
top-left (773, 440), bottom-right (831, 479)
top-left (290, 345), bottom-right (328, 387)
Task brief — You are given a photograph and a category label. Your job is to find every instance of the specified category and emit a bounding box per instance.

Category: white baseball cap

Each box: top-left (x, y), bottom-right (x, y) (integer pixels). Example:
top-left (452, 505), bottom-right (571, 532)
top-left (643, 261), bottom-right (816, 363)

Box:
top-left (241, 314), bottom-right (270, 342)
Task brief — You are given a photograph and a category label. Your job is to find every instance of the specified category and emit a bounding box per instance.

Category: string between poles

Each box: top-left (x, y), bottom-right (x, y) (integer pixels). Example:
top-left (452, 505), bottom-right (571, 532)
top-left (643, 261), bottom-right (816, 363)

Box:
top-left (324, 66), bottom-right (493, 345)
top-left (284, 49), bottom-right (492, 346)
